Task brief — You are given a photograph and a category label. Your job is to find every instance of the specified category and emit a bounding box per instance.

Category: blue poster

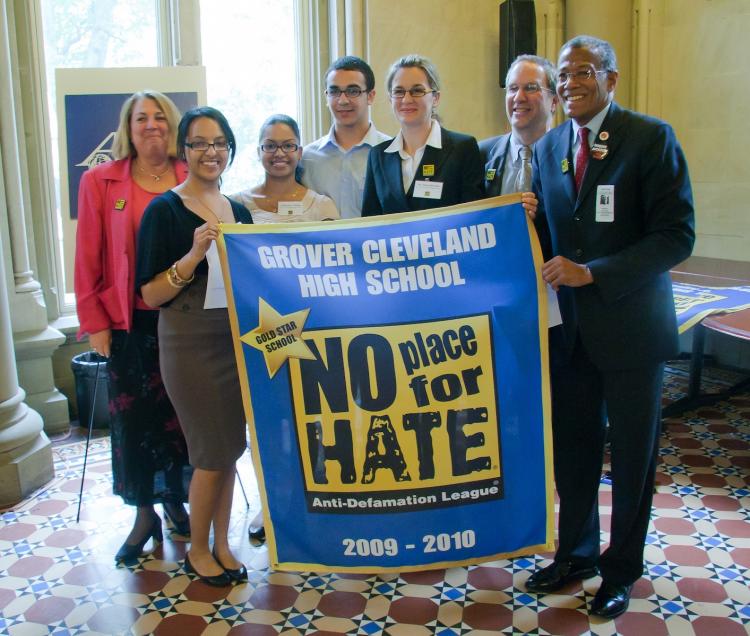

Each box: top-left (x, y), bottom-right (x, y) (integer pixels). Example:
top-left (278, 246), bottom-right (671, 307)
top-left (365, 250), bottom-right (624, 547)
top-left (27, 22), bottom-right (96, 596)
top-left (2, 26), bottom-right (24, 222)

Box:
top-left (219, 197), bottom-right (553, 572)
top-left (64, 91), bottom-right (197, 219)
top-left (673, 282), bottom-right (750, 333)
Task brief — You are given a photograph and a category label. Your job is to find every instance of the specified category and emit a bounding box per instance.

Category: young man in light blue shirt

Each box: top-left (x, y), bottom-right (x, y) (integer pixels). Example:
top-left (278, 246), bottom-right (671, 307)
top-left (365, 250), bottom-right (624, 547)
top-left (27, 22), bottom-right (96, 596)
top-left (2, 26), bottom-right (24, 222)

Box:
top-left (301, 56), bottom-right (390, 218)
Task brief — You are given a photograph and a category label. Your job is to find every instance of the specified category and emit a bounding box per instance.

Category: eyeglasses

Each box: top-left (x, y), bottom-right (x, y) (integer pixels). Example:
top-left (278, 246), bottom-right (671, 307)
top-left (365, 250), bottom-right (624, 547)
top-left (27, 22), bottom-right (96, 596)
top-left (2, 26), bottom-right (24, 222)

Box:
top-left (389, 87), bottom-right (436, 99)
top-left (557, 67), bottom-right (609, 84)
top-left (184, 140), bottom-right (229, 152)
top-left (325, 86), bottom-right (367, 99)
top-left (506, 82), bottom-right (553, 95)
top-left (260, 142), bottom-right (300, 154)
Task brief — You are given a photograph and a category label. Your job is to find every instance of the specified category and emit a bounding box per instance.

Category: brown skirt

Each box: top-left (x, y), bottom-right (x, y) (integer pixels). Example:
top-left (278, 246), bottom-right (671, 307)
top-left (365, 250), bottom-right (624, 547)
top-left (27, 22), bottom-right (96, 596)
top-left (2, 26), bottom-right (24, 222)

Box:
top-left (158, 275), bottom-right (247, 470)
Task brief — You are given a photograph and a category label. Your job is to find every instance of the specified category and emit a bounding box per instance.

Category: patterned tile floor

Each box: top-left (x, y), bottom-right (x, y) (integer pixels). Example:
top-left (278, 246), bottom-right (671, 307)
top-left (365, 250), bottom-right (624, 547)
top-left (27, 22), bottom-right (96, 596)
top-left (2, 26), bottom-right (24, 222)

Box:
top-left (1, 363), bottom-right (749, 635)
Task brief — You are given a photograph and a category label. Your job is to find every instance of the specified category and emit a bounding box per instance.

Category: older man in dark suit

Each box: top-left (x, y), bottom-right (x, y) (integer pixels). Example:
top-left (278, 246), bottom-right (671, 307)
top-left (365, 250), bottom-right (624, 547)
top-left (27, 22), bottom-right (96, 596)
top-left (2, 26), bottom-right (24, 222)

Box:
top-left (526, 35), bottom-right (695, 619)
top-left (480, 55), bottom-right (557, 196)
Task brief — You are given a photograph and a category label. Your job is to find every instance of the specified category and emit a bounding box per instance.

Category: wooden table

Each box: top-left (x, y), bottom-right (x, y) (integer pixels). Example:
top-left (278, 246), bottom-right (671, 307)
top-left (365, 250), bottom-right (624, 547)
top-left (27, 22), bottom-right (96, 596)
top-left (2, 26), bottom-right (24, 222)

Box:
top-left (663, 257), bottom-right (750, 417)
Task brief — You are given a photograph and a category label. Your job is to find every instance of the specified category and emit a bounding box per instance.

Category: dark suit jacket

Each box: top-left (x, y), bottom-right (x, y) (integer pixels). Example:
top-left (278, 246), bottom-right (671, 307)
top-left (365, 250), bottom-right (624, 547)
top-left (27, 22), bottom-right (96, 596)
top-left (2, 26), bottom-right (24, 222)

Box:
top-left (361, 127), bottom-right (484, 216)
top-left (479, 133), bottom-right (511, 197)
top-left (532, 102), bottom-right (695, 370)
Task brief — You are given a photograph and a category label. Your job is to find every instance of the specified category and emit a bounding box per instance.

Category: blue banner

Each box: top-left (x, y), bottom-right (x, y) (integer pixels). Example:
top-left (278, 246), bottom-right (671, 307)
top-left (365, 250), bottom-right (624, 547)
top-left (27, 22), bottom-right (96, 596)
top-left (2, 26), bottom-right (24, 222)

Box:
top-left (673, 282), bottom-right (750, 333)
top-left (219, 196), bottom-right (553, 572)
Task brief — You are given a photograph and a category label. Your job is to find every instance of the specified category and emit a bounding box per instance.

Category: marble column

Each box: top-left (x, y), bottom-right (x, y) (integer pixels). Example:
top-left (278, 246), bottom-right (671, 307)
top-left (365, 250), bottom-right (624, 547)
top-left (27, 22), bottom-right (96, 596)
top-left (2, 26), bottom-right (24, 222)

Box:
top-left (537, 0), bottom-right (566, 127)
top-left (630, 0), bottom-right (665, 117)
top-left (344, 0), bottom-right (365, 59)
top-left (0, 205), bottom-right (53, 506)
top-left (1, 0), bottom-right (68, 434)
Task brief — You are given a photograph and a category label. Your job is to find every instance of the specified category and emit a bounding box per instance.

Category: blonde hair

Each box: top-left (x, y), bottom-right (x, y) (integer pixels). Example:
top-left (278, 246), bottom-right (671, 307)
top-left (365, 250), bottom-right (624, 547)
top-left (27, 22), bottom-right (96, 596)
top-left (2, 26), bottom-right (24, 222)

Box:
top-left (385, 54), bottom-right (442, 94)
top-left (111, 90), bottom-right (181, 160)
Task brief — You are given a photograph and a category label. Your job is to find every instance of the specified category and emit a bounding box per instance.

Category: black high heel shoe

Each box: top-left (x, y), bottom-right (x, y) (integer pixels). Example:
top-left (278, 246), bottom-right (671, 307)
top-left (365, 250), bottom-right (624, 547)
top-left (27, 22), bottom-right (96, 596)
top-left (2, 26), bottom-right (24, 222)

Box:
top-left (248, 525), bottom-right (265, 543)
top-left (163, 503), bottom-right (190, 536)
top-left (212, 548), bottom-right (248, 583)
top-left (183, 553), bottom-right (231, 587)
top-left (115, 515), bottom-right (163, 562)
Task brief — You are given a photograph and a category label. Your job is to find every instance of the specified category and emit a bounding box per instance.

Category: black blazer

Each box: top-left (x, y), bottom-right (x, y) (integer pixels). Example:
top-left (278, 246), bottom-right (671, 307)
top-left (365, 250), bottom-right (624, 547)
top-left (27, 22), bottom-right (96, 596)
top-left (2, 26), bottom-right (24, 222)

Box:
top-left (361, 127), bottom-right (484, 216)
top-left (532, 102), bottom-right (695, 370)
top-left (479, 133), bottom-right (511, 197)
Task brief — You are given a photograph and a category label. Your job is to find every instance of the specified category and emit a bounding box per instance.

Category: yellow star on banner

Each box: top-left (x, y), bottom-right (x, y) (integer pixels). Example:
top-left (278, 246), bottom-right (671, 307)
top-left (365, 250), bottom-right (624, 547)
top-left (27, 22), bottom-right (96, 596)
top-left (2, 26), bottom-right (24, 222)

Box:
top-left (240, 298), bottom-right (316, 377)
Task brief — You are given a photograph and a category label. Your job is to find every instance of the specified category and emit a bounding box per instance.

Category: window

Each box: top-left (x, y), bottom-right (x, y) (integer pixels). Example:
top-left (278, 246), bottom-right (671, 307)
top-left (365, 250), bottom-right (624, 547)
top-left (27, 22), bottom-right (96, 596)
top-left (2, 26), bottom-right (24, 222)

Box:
top-left (40, 0), bottom-right (159, 307)
top-left (37, 0), bottom-right (301, 313)
top-left (198, 0), bottom-right (298, 195)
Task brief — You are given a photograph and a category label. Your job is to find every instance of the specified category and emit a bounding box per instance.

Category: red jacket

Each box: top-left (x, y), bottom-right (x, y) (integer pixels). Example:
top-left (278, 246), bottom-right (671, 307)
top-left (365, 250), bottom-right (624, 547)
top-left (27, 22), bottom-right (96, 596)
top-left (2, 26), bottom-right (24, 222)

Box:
top-left (74, 157), bottom-right (188, 338)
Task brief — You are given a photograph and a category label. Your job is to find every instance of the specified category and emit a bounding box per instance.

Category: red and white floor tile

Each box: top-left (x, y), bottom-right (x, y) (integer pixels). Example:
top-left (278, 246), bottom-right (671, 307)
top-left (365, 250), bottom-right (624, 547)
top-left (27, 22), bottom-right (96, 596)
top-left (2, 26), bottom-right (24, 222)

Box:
top-left (1, 366), bottom-right (748, 635)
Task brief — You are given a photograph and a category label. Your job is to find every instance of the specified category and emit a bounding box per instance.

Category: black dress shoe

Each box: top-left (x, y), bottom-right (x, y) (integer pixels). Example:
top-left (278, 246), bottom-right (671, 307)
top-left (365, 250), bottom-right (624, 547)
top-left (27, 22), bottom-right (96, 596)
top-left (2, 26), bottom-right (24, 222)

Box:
top-left (162, 503), bottom-right (190, 536)
top-left (525, 560), bottom-right (599, 593)
top-left (212, 548), bottom-right (248, 583)
top-left (590, 581), bottom-right (633, 619)
top-left (248, 525), bottom-right (265, 543)
top-left (183, 553), bottom-right (232, 587)
top-left (115, 515), bottom-right (163, 563)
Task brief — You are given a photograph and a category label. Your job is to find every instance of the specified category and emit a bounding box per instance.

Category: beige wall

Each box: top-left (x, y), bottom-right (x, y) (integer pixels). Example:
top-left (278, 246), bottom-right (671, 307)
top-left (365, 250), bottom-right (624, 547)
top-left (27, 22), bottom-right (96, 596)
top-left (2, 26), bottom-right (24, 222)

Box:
top-left (365, 0), bottom-right (503, 141)
top-left (363, 0), bottom-right (749, 262)
top-left (659, 0), bottom-right (750, 261)
top-left (565, 0), bottom-right (632, 108)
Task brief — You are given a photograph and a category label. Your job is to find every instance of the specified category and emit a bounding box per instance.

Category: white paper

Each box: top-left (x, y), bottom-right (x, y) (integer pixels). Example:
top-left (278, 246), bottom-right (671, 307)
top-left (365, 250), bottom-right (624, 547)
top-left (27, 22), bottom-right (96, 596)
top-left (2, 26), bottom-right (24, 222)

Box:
top-left (203, 242), bottom-right (228, 309)
top-left (547, 284), bottom-right (562, 328)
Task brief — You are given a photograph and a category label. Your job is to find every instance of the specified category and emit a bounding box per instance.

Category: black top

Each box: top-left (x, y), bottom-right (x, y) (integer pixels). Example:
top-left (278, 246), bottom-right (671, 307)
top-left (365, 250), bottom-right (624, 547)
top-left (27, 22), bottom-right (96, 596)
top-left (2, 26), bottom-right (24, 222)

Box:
top-left (361, 127), bottom-right (484, 216)
top-left (136, 190), bottom-right (252, 305)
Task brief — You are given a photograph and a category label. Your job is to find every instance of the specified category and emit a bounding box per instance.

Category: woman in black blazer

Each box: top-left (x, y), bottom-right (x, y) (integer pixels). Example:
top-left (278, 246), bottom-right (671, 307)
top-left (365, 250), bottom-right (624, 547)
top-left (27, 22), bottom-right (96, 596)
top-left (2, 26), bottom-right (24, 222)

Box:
top-left (361, 54), bottom-right (484, 216)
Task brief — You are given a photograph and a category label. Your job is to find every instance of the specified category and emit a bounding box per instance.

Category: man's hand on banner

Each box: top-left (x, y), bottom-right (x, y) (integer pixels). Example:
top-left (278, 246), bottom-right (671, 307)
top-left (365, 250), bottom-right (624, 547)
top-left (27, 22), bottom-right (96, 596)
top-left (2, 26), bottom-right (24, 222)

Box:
top-left (521, 192), bottom-right (538, 220)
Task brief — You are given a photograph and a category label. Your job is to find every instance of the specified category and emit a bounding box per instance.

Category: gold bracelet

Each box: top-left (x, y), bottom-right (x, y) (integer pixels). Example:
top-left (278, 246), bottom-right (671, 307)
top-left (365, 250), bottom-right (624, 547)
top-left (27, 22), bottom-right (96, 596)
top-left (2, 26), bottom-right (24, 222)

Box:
top-left (167, 261), bottom-right (195, 288)
top-left (165, 268), bottom-right (183, 288)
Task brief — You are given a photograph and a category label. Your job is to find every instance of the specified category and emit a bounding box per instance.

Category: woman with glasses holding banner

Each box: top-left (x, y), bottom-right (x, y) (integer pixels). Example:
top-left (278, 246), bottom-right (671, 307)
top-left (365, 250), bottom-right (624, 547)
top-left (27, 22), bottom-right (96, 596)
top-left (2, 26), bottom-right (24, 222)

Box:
top-left (232, 114), bottom-right (339, 223)
top-left (74, 90), bottom-right (191, 563)
top-left (361, 54), bottom-right (484, 216)
top-left (136, 107), bottom-right (252, 587)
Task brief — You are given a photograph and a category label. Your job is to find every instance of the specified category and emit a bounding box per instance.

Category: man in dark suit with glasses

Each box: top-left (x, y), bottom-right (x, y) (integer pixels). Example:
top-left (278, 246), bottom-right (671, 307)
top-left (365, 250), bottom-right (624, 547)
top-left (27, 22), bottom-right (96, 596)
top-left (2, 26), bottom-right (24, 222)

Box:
top-left (526, 35), bottom-right (695, 620)
top-left (481, 54), bottom-right (558, 196)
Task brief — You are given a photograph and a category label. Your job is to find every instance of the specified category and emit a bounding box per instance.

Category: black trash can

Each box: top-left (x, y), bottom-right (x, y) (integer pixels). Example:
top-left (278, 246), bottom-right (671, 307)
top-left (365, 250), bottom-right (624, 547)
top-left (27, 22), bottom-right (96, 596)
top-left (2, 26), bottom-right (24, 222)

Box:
top-left (71, 351), bottom-right (110, 429)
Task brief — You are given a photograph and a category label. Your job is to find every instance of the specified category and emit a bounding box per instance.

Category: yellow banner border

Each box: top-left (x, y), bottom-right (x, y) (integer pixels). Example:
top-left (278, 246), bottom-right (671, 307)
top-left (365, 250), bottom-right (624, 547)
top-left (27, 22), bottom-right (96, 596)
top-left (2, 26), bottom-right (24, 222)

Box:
top-left (217, 194), bottom-right (556, 572)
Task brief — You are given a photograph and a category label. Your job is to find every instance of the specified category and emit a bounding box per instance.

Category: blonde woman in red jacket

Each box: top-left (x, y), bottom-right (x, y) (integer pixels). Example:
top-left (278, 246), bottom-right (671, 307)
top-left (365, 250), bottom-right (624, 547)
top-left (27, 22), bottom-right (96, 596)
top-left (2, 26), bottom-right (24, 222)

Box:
top-left (74, 90), bottom-right (192, 562)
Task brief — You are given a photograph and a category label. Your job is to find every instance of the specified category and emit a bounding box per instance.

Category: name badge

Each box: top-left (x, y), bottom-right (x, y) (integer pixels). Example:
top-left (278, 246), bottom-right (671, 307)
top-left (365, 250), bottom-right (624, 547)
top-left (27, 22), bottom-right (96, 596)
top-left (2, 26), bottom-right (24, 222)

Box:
top-left (413, 180), bottom-right (443, 199)
top-left (595, 185), bottom-right (614, 222)
top-left (278, 201), bottom-right (304, 216)
top-left (422, 164), bottom-right (435, 177)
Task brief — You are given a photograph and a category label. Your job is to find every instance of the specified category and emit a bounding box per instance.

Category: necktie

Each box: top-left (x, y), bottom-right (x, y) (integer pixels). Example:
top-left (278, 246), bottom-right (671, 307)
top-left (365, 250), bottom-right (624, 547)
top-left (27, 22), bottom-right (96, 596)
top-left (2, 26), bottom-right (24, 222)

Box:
top-left (514, 145), bottom-right (532, 192)
top-left (575, 127), bottom-right (590, 193)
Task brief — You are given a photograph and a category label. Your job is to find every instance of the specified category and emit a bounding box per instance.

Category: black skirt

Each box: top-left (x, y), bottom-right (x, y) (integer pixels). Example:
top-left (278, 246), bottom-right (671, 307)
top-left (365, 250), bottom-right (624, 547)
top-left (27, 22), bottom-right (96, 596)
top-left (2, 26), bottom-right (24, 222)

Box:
top-left (108, 310), bottom-right (191, 506)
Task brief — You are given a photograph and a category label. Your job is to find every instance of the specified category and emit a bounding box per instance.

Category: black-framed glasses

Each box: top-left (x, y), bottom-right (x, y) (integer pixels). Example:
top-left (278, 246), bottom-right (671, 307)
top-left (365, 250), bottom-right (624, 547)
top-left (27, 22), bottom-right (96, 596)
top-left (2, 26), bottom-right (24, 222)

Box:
top-left (506, 82), bottom-right (552, 95)
top-left (260, 141), bottom-right (300, 154)
top-left (184, 140), bottom-right (229, 152)
top-left (390, 87), bottom-right (435, 99)
top-left (557, 67), bottom-right (608, 84)
top-left (325, 86), bottom-right (367, 99)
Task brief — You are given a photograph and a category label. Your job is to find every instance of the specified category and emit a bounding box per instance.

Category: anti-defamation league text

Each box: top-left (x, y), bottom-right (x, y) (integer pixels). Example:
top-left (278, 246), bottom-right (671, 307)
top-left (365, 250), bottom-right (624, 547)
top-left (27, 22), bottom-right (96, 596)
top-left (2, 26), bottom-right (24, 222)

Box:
top-left (307, 478), bottom-right (503, 514)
